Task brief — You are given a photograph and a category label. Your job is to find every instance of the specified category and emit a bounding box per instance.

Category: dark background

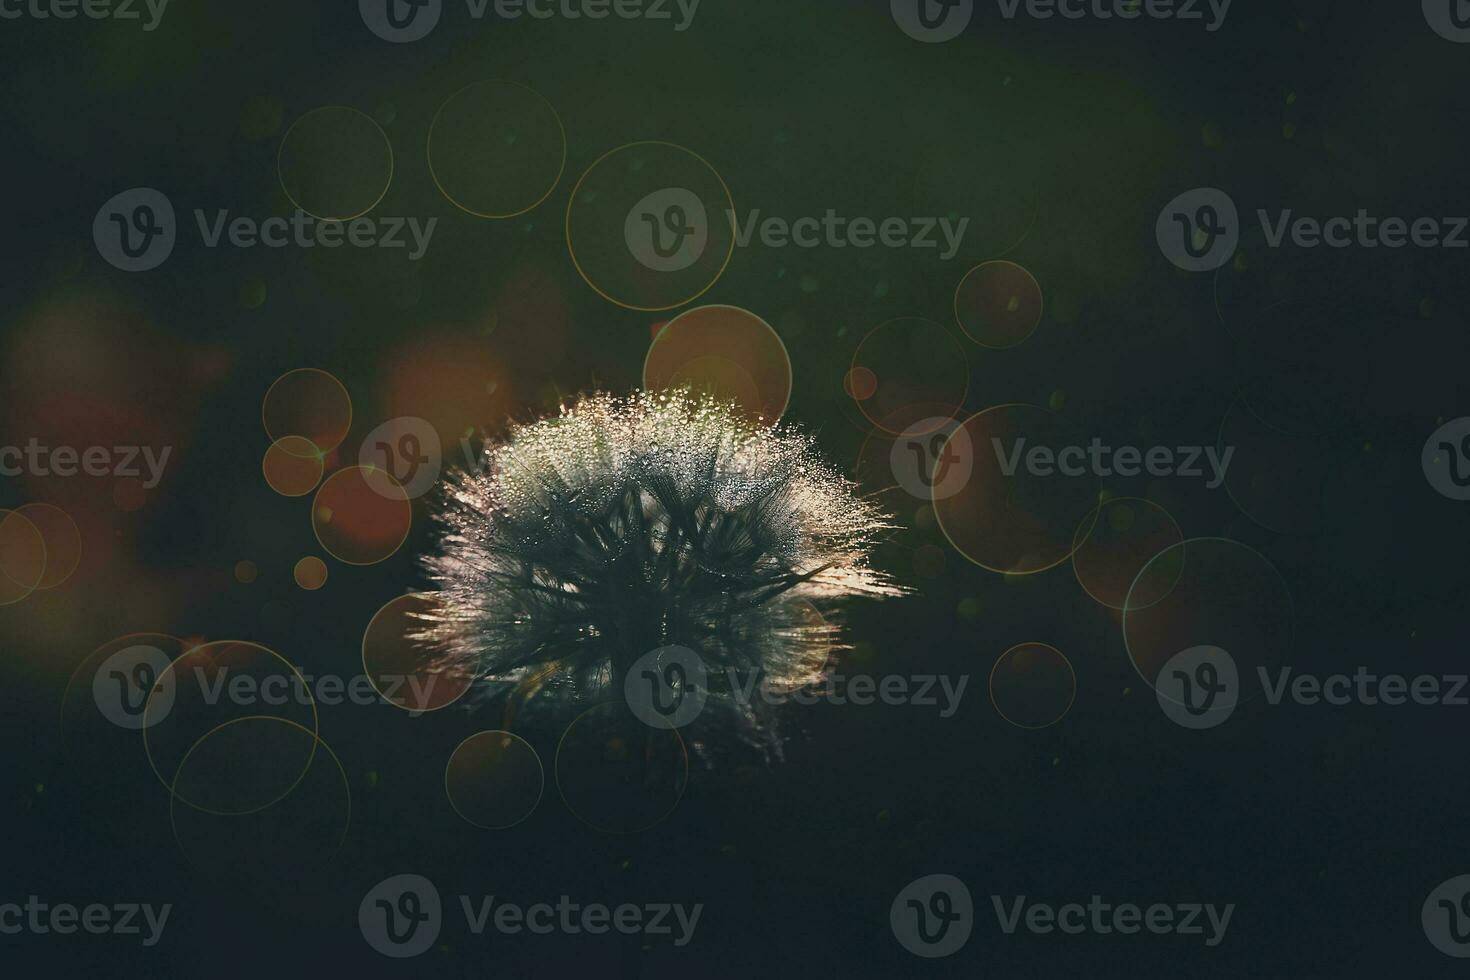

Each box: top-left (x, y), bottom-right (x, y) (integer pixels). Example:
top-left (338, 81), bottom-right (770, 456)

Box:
top-left (3, 0), bottom-right (1470, 975)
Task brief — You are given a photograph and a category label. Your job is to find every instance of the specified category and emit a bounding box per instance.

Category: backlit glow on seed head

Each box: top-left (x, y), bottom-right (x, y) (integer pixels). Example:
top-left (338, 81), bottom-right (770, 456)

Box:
top-left (416, 389), bottom-right (903, 751)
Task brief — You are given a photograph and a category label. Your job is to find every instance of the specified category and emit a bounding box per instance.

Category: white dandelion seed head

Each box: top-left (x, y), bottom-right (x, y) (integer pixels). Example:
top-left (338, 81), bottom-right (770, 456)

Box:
top-left (416, 389), bottom-right (903, 752)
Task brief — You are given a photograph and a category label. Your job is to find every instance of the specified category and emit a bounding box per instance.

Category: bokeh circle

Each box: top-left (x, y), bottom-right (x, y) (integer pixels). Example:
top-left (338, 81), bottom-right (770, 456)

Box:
top-left (1071, 497), bottom-right (1184, 610)
top-left (850, 318), bottom-right (969, 436)
top-left (428, 80), bottom-right (566, 218)
top-left (262, 368), bottom-right (353, 457)
top-left (361, 592), bottom-right (477, 712)
top-left (989, 642), bottom-right (1076, 729)
top-left (567, 141), bottom-right (734, 311)
top-left (954, 260), bottom-right (1044, 349)
top-left (445, 730), bottom-right (544, 829)
top-left (263, 436), bottom-right (325, 497)
top-left (0, 508), bottom-right (47, 605)
top-left (169, 717), bottom-right (350, 882)
top-left (644, 305), bottom-right (792, 423)
top-left (143, 641), bottom-right (319, 815)
top-left (312, 466), bottom-right (412, 565)
top-left (933, 404), bottom-right (1101, 575)
top-left (15, 503), bottom-right (80, 590)
top-left (1123, 538), bottom-right (1293, 703)
top-left (277, 106), bottom-right (394, 220)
